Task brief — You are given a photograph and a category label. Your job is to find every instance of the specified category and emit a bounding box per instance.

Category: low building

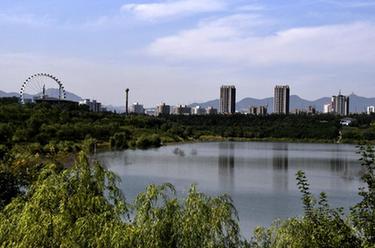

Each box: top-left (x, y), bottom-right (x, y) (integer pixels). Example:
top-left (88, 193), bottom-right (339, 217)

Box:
top-left (156, 102), bottom-right (170, 115)
top-left (249, 106), bottom-right (268, 116)
top-left (145, 108), bottom-right (156, 116)
top-left (258, 106), bottom-right (267, 116)
top-left (293, 106), bottom-right (316, 115)
top-left (206, 106), bottom-right (218, 115)
top-left (249, 106), bottom-right (257, 115)
top-left (323, 103), bottom-right (332, 114)
top-left (367, 106), bottom-right (375, 115)
top-left (79, 99), bottom-right (102, 112)
top-left (192, 106), bottom-right (207, 115)
top-left (307, 106), bottom-right (316, 114)
top-left (292, 109), bottom-right (306, 115)
top-left (173, 105), bottom-right (191, 115)
top-left (131, 102), bottom-right (145, 114)
top-left (340, 118), bottom-right (355, 126)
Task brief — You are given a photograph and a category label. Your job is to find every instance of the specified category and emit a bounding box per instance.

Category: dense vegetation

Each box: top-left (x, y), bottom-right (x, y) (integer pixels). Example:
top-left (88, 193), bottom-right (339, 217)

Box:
top-left (1, 98), bottom-right (375, 247)
top-left (2, 97), bottom-right (375, 155)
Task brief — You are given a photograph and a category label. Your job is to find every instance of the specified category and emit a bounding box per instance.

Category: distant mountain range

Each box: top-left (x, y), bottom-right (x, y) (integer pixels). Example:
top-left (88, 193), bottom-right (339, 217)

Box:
top-left (0, 88), bottom-right (82, 102)
top-left (191, 94), bottom-right (375, 113)
top-left (1, 89), bottom-right (375, 113)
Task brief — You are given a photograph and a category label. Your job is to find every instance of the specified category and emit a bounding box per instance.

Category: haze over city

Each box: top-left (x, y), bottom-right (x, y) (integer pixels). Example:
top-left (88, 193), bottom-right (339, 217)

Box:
top-left (1, 0), bottom-right (375, 106)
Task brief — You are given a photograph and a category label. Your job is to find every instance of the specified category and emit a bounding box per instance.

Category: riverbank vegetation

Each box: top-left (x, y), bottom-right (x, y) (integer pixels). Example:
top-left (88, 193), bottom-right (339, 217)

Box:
top-left (2, 97), bottom-right (375, 156)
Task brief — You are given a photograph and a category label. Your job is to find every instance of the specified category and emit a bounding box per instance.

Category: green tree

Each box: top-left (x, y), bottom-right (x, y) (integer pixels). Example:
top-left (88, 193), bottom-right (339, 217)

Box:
top-left (351, 145), bottom-right (375, 246)
top-left (0, 170), bottom-right (20, 209)
top-left (0, 152), bottom-right (246, 247)
top-left (251, 170), bottom-right (360, 248)
top-left (110, 131), bottom-right (131, 150)
top-left (0, 152), bottom-right (129, 247)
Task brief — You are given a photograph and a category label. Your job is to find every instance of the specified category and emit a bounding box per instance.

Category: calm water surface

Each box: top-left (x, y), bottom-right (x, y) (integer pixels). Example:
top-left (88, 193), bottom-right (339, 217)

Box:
top-left (97, 142), bottom-right (363, 235)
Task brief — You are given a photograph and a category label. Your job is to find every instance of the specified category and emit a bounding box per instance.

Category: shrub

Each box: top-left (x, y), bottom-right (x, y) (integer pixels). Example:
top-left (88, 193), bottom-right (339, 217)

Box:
top-left (136, 134), bottom-right (161, 149)
top-left (110, 132), bottom-right (130, 150)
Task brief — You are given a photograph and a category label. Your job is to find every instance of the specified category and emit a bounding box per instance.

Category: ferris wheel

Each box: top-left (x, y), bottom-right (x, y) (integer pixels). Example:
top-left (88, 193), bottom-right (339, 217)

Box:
top-left (19, 73), bottom-right (66, 104)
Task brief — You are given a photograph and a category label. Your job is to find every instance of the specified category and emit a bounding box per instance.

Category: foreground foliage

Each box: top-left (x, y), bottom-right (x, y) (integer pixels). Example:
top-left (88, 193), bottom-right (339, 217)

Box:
top-left (0, 141), bottom-right (375, 247)
top-left (251, 172), bottom-right (360, 247)
top-left (251, 145), bottom-right (375, 248)
top-left (0, 152), bottom-right (246, 247)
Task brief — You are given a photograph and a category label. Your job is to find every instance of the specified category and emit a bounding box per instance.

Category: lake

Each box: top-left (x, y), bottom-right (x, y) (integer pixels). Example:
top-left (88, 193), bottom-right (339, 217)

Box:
top-left (96, 141), bottom-right (363, 235)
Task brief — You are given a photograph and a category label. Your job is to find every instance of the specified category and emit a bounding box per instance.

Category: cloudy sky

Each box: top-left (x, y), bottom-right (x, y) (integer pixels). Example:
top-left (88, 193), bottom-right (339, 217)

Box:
top-left (1, 0), bottom-right (375, 106)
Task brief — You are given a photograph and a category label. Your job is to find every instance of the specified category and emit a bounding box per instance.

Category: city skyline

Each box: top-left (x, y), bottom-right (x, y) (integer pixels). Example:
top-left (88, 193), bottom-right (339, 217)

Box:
top-left (1, 83), bottom-right (371, 113)
top-left (1, 0), bottom-right (375, 106)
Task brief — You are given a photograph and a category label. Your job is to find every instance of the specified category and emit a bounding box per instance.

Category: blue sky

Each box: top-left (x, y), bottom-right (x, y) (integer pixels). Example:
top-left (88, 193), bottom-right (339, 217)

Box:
top-left (1, 0), bottom-right (375, 106)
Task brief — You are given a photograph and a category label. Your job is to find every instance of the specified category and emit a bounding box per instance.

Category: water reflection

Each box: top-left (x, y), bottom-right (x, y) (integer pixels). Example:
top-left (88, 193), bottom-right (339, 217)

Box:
top-left (173, 147), bottom-right (185, 157)
top-left (98, 141), bottom-right (362, 234)
top-left (272, 143), bottom-right (289, 190)
top-left (218, 142), bottom-right (235, 189)
top-left (330, 157), bottom-right (347, 173)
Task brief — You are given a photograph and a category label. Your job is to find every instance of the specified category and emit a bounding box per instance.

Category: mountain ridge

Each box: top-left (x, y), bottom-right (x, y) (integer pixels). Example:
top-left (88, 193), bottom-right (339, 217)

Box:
top-left (0, 88), bottom-right (82, 102)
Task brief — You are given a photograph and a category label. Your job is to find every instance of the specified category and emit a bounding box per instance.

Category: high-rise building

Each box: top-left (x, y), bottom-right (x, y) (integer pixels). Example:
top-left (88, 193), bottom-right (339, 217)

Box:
top-left (331, 93), bottom-right (349, 116)
top-left (220, 85), bottom-right (236, 114)
top-left (156, 102), bottom-right (170, 115)
top-left (274, 85), bottom-right (290, 114)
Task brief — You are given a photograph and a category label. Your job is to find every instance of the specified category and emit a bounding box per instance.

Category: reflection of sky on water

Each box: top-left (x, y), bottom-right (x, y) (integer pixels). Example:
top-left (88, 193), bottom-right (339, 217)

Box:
top-left (96, 141), bottom-right (363, 235)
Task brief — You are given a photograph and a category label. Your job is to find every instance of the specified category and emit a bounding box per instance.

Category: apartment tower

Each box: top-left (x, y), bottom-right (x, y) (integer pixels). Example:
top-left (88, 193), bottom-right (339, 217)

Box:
top-left (220, 85), bottom-right (236, 114)
top-left (274, 85), bottom-right (290, 114)
top-left (331, 92), bottom-right (349, 116)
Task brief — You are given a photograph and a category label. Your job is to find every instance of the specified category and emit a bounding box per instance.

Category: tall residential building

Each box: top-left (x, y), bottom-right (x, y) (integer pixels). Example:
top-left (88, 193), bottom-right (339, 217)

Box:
top-left (367, 106), bottom-right (375, 115)
top-left (331, 93), bottom-right (349, 116)
top-left (274, 85), bottom-right (290, 114)
top-left (220, 85), bottom-right (236, 114)
top-left (156, 102), bottom-right (170, 115)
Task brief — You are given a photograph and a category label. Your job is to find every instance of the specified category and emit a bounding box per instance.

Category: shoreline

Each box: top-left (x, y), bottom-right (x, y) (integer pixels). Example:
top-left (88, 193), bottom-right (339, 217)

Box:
top-left (95, 136), bottom-right (364, 155)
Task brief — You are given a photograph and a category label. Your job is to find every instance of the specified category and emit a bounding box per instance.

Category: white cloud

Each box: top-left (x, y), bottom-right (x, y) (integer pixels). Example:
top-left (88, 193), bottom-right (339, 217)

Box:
top-left (319, 0), bottom-right (375, 8)
top-left (0, 13), bottom-right (52, 27)
top-left (121, 0), bottom-right (226, 20)
top-left (0, 53), bottom-right (225, 106)
top-left (148, 17), bottom-right (375, 66)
